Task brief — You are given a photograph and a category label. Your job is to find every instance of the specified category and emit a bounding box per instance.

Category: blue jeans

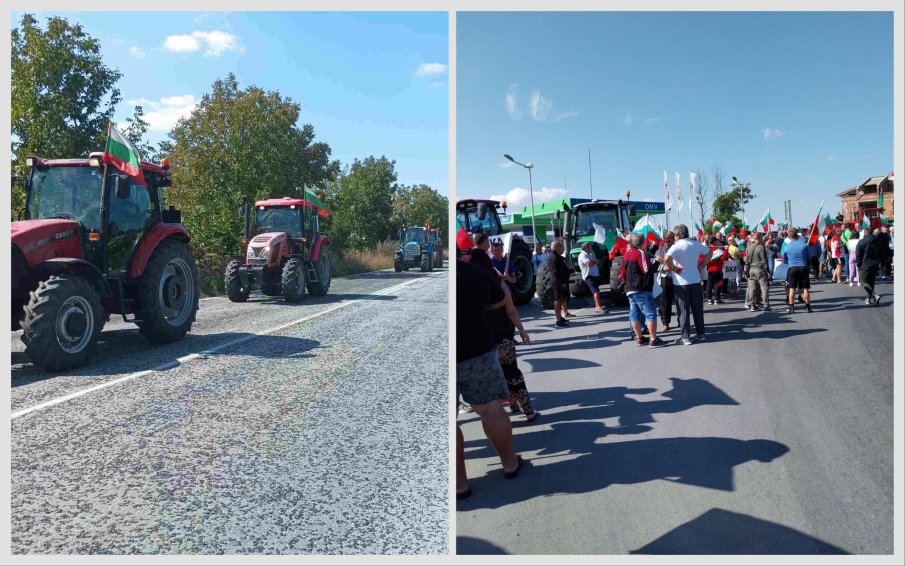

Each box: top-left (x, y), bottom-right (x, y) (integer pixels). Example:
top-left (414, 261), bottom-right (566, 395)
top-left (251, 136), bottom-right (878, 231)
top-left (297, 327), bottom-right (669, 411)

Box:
top-left (627, 291), bottom-right (657, 324)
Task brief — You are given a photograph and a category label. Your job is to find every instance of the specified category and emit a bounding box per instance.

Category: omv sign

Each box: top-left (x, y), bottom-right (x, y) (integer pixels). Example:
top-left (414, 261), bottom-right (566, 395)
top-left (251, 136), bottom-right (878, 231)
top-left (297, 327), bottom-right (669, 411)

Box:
top-left (629, 200), bottom-right (666, 214)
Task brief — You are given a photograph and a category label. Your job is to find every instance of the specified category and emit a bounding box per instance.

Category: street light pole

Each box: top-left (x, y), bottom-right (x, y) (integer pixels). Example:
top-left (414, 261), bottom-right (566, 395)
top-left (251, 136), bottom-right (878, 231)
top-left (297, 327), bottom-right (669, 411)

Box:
top-left (504, 153), bottom-right (538, 245)
top-left (732, 176), bottom-right (746, 230)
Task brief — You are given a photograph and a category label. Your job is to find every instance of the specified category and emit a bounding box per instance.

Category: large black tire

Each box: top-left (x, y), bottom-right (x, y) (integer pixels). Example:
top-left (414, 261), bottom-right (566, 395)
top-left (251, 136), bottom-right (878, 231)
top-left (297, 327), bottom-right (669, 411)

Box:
top-left (394, 260), bottom-right (403, 273)
top-left (536, 262), bottom-right (555, 310)
top-left (420, 252), bottom-right (431, 272)
top-left (510, 242), bottom-right (536, 305)
top-left (281, 257), bottom-right (306, 303)
top-left (307, 246), bottom-right (331, 296)
top-left (137, 239), bottom-right (200, 344)
top-left (434, 251), bottom-right (443, 269)
top-left (21, 274), bottom-right (105, 371)
top-left (609, 255), bottom-right (628, 305)
top-left (224, 259), bottom-right (250, 302)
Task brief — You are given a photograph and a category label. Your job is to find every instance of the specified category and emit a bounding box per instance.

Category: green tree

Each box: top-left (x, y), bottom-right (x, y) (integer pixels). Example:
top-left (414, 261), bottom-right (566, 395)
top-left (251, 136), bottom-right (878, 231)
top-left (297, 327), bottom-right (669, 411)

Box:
top-left (712, 182), bottom-right (755, 230)
top-left (122, 105), bottom-right (158, 161)
top-left (393, 184), bottom-right (448, 234)
top-left (324, 157), bottom-right (399, 250)
top-left (166, 73), bottom-right (339, 256)
top-left (11, 13), bottom-right (122, 214)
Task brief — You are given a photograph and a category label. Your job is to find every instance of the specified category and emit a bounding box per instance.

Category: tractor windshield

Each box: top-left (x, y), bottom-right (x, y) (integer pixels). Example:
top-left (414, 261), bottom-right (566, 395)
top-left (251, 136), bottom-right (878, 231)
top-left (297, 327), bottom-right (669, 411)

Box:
top-left (403, 227), bottom-right (426, 243)
top-left (256, 206), bottom-right (302, 237)
top-left (574, 206), bottom-right (619, 237)
top-left (27, 165), bottom-right (104, 229)
top-left (458, 205), bottom-right (502, 235)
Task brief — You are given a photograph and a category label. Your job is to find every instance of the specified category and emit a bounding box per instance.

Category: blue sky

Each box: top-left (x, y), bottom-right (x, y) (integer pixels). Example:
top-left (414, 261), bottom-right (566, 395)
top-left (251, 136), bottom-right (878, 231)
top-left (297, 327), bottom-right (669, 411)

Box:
top-left (15, 11), bottom-right (449, 193)
top-left (457, 11), bottom-right (893, 227)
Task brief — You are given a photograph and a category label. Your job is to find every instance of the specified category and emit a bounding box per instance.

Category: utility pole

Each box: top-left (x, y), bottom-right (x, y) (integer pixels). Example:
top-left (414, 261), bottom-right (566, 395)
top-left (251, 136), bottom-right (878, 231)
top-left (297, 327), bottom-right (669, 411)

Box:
top-left (588, 150), bottom-right (593, 200)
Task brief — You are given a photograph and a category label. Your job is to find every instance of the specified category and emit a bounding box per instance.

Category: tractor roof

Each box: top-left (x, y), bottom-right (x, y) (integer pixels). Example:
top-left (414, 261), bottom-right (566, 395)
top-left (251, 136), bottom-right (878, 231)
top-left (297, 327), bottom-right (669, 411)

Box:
top-left (456, 198), bottom-right (502, 208)
top-left (255, 194), bottom-right (330, 217)
top-left (28, 155), bottom-right (169, 175)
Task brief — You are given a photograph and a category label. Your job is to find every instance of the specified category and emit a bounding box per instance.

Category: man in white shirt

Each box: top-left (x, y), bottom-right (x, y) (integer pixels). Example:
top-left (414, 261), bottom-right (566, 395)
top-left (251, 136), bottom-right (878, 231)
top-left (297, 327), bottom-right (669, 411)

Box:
top-left (578, 241), bottom-right (608, 313)
top-left (664, 224), bottom-right (713, 345)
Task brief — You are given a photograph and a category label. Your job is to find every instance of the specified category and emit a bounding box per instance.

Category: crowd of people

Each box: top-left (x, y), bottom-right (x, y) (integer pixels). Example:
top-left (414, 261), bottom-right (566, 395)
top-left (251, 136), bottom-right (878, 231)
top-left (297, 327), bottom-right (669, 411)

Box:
top-left (455, 219), bottom-right (893, 499)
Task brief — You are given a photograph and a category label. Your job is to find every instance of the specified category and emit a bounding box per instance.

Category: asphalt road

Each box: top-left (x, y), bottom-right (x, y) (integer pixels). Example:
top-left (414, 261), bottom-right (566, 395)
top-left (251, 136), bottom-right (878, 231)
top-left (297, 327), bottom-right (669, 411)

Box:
top-left (10, 268), bottom-right (448, 555)
top-left (457, 275), bottom-right (895, 555)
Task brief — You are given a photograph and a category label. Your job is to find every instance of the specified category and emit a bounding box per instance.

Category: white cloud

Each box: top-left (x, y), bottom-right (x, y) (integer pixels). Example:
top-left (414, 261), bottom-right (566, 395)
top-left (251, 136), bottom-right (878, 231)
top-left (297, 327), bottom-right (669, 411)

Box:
top-left (416, 62), bottom-right (447, 77)
top-left (489, 187), bottom-right (569, 211)
top-left (505, 84), bottom-right (523, 120)
top-left (826, 154), bottom-right (835, 162)
top-left (643, 117), bottom-right (662, 126)
top-left (529, 90), bottom-right (553, 121)
top-left (498, 161), bottom-right (514, 169)
top-left (762, 127), bottom-right (785, 140)
top-left (128, 46), bottom-right (145, 59)
top-left (163, 30), bottom-right (242, 57)
top-left (623, 113), bottom-right (633, 126)
top-left (127, 94), bottom-right (198, 132)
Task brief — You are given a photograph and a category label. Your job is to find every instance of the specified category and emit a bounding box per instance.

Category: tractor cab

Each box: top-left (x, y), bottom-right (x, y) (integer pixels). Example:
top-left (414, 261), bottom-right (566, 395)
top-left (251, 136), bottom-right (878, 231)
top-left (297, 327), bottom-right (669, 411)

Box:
top-left (226, 193), bottom-right (332, 303)
top-left (455, 199), bottom-right (506, 239)
top-left (395, 225), bottom-right (435, 272)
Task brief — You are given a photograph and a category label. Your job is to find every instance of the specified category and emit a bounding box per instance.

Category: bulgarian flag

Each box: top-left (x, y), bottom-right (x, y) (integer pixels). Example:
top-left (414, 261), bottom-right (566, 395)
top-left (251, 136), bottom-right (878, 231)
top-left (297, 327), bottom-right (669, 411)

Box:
top-left (711, 218), bottom-right (723, 233)
top-left (877, 189), bottom-right (884, 208)
top-left (861, 216), bottom-right (870, 230)
top-left (720, 220), bottom-right (735, 236)
top-left (759, 209), bottom-right (774, 232)
top-left (594, 223), bottom-right (629, 259)
top-left (103, 124), bottom-right (146, 187)
top-left (694, 220), bottom-right (704, 238)
top-left (806, 200), bottom-right (825, 245)
top-left (632, 214), bottom-right (662, 246)
top-left (455, 220), bottom-right (475, 250)
top-left (878, 213), bottom-right (889, 226)
top-left (820, 210), bottom-right (835, 234)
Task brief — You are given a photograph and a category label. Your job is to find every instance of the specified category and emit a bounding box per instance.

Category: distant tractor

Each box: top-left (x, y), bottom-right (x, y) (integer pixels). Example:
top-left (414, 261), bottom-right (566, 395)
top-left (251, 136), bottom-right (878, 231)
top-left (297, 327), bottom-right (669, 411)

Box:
top-left (395, 225), bottom-right (434, 272)
top-left (11, 153), bottom-right (200, 370)
top-left (535, 199), bottom-right (635, 309)
top-left (225, 195), bottom-right (332, 303)
top-left (853, 207), bottom-right (887, 231)
top-left (455, 199), bottom-right (535, 304)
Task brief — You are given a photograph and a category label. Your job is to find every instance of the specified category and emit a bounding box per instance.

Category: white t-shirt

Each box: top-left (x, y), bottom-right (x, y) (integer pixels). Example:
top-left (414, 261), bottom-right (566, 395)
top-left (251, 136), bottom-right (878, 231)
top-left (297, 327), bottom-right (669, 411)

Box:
top-left (665, 238), bottom-right (710, 286)
top-left (578, 250), bottom-right (599, 279)
top-left (846, 237), bottom-right (859, 254)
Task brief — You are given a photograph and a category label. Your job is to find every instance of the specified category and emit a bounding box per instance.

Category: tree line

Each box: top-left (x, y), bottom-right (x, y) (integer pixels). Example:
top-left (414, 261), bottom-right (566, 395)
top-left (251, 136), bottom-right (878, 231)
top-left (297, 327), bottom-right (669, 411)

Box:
top-left (10, 13), bottom-right (448, 258)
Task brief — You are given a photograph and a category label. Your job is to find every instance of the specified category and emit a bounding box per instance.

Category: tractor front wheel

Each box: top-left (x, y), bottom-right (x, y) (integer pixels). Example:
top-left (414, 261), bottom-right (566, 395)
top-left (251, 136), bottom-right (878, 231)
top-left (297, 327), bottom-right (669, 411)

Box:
top-left (137, 239), bottom-right (200, 344)
top-left (420, 252), bottom-right (432, 272)
top-left (225, 259), bottom-right (250, 302)
top-left (21, 274), bottom-right (105, 370)
top-left (282, 257), bottom-right (307, 303)
top-left (307, 246), bottom-right (331, 296)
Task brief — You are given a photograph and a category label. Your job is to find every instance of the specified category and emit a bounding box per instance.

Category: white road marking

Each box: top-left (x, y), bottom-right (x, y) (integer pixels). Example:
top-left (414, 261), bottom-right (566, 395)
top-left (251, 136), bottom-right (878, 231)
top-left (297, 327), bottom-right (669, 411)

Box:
top-left (11, 275), bottom-right (436, 420)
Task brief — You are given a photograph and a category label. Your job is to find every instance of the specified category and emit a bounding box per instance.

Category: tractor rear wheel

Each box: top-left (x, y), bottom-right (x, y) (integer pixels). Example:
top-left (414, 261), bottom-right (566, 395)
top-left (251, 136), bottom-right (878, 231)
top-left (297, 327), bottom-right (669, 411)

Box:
top-left (536, 262), bottom-right (555, 310)
top-left (137, 239), bottom-right (200, 344)
top-left (510, 242), bottom-right (536, 305)
top-left (282, 257), bottom-right (306, 303)
top-left (307, 246), bottom-right (331, 296)
top-left (394, 260), bottom-right (403, 273)
top-left (225, 259), bottom-right (250, 302)
top-left (420, 252), bottom-right (431, 272)
top-left (21, 274), bottom-right (105, 370)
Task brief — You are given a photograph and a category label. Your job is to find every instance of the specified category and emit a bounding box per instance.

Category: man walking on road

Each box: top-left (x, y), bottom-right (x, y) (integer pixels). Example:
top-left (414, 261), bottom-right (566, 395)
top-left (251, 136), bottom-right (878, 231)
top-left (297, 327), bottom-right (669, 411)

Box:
top-left (456, 260), bottom-right (523, 499)
top-left (664, 224), bottom-right (712, 345)
top-left (855, 226), bottom-right (884, 306)
top-left (745, 232), bottom-right (771, 311)
top-left (548, 239), bottom-right (574, 326)
top-left (619, 233), bottom-right (665, 348)
top-left (579, 241), bottom-right (608, 314)
top-left (782, 227), bottom-right (813, 313)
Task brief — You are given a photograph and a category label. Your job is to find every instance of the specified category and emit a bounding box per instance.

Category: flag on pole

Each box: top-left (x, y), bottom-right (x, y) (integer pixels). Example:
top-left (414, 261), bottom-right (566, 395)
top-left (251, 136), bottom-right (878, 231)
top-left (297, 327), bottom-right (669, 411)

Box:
top-left (877, 188), bottom-right (884, 208)
top-left (675, 170), bottom-right (683, 212)
top-left (820, 210), bottom-right (835, 234)
top-left (806, 200), bottom-right (825, 245)
top-left (758, 209), bottom-right (773, 232)
top-left (689, 171), bottom-right (696, 201)
top-left (103, 123), bottom-right (147, 187)
top-left (595, 223), bottom-right (629, 259)
top-left (632, 214), bottom-right (662, 246)
top-left (878, 213), bottom-right (889, 226)
top-left (663, 170), bottom-right (672, 211)
top-left (455, 222), bottom-right (475, 250)
top-left (861, 216), bottom-right (870, 230)
top-left (720, 220), bottom-right (735, 236)
top-left (711, 218), bottom-right (723, 233)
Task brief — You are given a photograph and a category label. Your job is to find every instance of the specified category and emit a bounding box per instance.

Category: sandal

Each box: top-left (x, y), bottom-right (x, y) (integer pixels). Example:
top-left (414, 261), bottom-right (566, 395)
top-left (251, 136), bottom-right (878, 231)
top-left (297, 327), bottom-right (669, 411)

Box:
top-left (503, 456), bottom-right (523, 479)
top-left (525, 411), bottom-right (541, 422)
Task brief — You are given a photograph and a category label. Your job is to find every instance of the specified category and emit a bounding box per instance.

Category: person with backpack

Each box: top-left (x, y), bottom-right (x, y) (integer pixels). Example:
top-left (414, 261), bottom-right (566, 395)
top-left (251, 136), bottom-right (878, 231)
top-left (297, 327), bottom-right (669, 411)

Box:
top-left (745, 232), bottom-right (771, 311)
top-left (855, 226), bottom-right (884, 305)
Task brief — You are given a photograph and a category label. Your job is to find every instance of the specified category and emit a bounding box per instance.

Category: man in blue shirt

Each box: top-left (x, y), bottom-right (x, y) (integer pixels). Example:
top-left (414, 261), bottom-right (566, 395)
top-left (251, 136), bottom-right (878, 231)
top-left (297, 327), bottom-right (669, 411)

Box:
top-left (781, 227), bottom-right (813, 313)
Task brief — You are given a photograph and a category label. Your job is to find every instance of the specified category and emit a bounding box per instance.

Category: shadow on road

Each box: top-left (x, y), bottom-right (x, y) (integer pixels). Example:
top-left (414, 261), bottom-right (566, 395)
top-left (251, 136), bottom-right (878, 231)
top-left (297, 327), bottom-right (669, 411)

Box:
top-left (11, 331), bottom-right (322, 387)
top-left (456, 536), bottom-right (509, 555)
top-left (459, 435), bottom-right (789, 510)
top-left (631, 508), bottom-right (848, 554)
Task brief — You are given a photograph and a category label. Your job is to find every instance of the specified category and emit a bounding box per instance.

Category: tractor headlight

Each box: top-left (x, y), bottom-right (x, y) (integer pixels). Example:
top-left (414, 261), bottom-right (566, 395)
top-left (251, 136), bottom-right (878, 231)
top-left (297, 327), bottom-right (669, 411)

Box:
top-left (247, 247), bottom-right (255, 258)
top-left (260, 246), bottom-right (270, 258)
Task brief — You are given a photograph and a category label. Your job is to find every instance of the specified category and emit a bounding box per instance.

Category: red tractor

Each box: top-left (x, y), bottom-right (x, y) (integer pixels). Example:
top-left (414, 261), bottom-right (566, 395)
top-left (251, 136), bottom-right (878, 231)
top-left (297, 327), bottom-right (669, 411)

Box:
top-left (224, 194), bottom-right (332, 303)
top-left (853, 207), bottom-right (887, 231)
top-left (430, 226), bottom-right (444, 268)
top-left (11, 154), bottom-right (201, 370)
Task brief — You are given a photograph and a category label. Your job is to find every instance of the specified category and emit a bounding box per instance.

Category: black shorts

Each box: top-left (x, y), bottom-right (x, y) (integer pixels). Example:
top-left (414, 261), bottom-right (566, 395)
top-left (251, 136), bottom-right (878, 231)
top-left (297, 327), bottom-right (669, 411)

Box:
top-left (787, 266), bottom-right (811, 290)
top-left (553, 282), bottom-right (569, 300)
top-left (584, 275), bottom-right (601, 294)
top-left (829, 257), bottom-right (841, 268)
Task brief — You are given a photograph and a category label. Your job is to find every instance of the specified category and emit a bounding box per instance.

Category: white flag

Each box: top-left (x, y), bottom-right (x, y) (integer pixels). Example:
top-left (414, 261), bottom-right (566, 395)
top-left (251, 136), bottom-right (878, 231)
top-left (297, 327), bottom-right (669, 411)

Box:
top-left (689, 171), bottom-right (697, 201)
top-left (663, 170), bottom-right (672, 211)
top-left (675, 170), bottom-right (683, 212)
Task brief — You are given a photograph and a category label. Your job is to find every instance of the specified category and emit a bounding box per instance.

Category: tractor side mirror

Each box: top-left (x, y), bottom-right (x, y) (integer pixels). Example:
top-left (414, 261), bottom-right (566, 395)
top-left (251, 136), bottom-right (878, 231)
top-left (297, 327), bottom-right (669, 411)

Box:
top-left (476, 202), bottom-right (488, 221)
top-left (157, 177), bottom-right (172, 188)
top-left (627, 204), bottom-right (636, 217)
top-left (114, 175), bottom-right (131, 200)
top-left (162, 206), bottom-right (181, 224)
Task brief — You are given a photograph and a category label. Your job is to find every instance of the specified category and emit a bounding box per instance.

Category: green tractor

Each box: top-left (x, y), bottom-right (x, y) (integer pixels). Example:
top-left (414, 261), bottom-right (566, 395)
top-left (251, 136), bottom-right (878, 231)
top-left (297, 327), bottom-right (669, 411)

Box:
top-left (536, 199), bottom-right (635, 309)
top-left (224, 194), bottom-right (332, 303)
top-left (394, 225), bottom-right (435, 272)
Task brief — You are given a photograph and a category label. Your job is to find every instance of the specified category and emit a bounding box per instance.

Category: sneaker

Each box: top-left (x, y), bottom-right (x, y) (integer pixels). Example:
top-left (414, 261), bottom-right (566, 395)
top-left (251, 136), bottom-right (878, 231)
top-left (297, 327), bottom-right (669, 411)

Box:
top-left (708, 299), bottom-right (715, 305)
top-left (805, 304), bottom-right (813, 313)
top-left (746, 305), bottom-right (755, 311)
top-left (873, 295), bottom-right (881, 306)
top-left (694, 334), bottom-right (707, 342)
top-left (849, 282), bottom-right (854, 287)
top-left (857, 282), bottom-right (861, 286)
top-left (675, 336), bottom-right (693, 346)
top-left (636, 336), bottom-right (650, 346)
top-left (648, 337), bottom-right (666, 348)
top-left (555, 320), bottom-right (569, 327)
top-left (716, 299), bottom-right (724, 304)
top-left (864, 297), bottom-right (872, 305)
top-left (788, 305), bottom-right (794, 314)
